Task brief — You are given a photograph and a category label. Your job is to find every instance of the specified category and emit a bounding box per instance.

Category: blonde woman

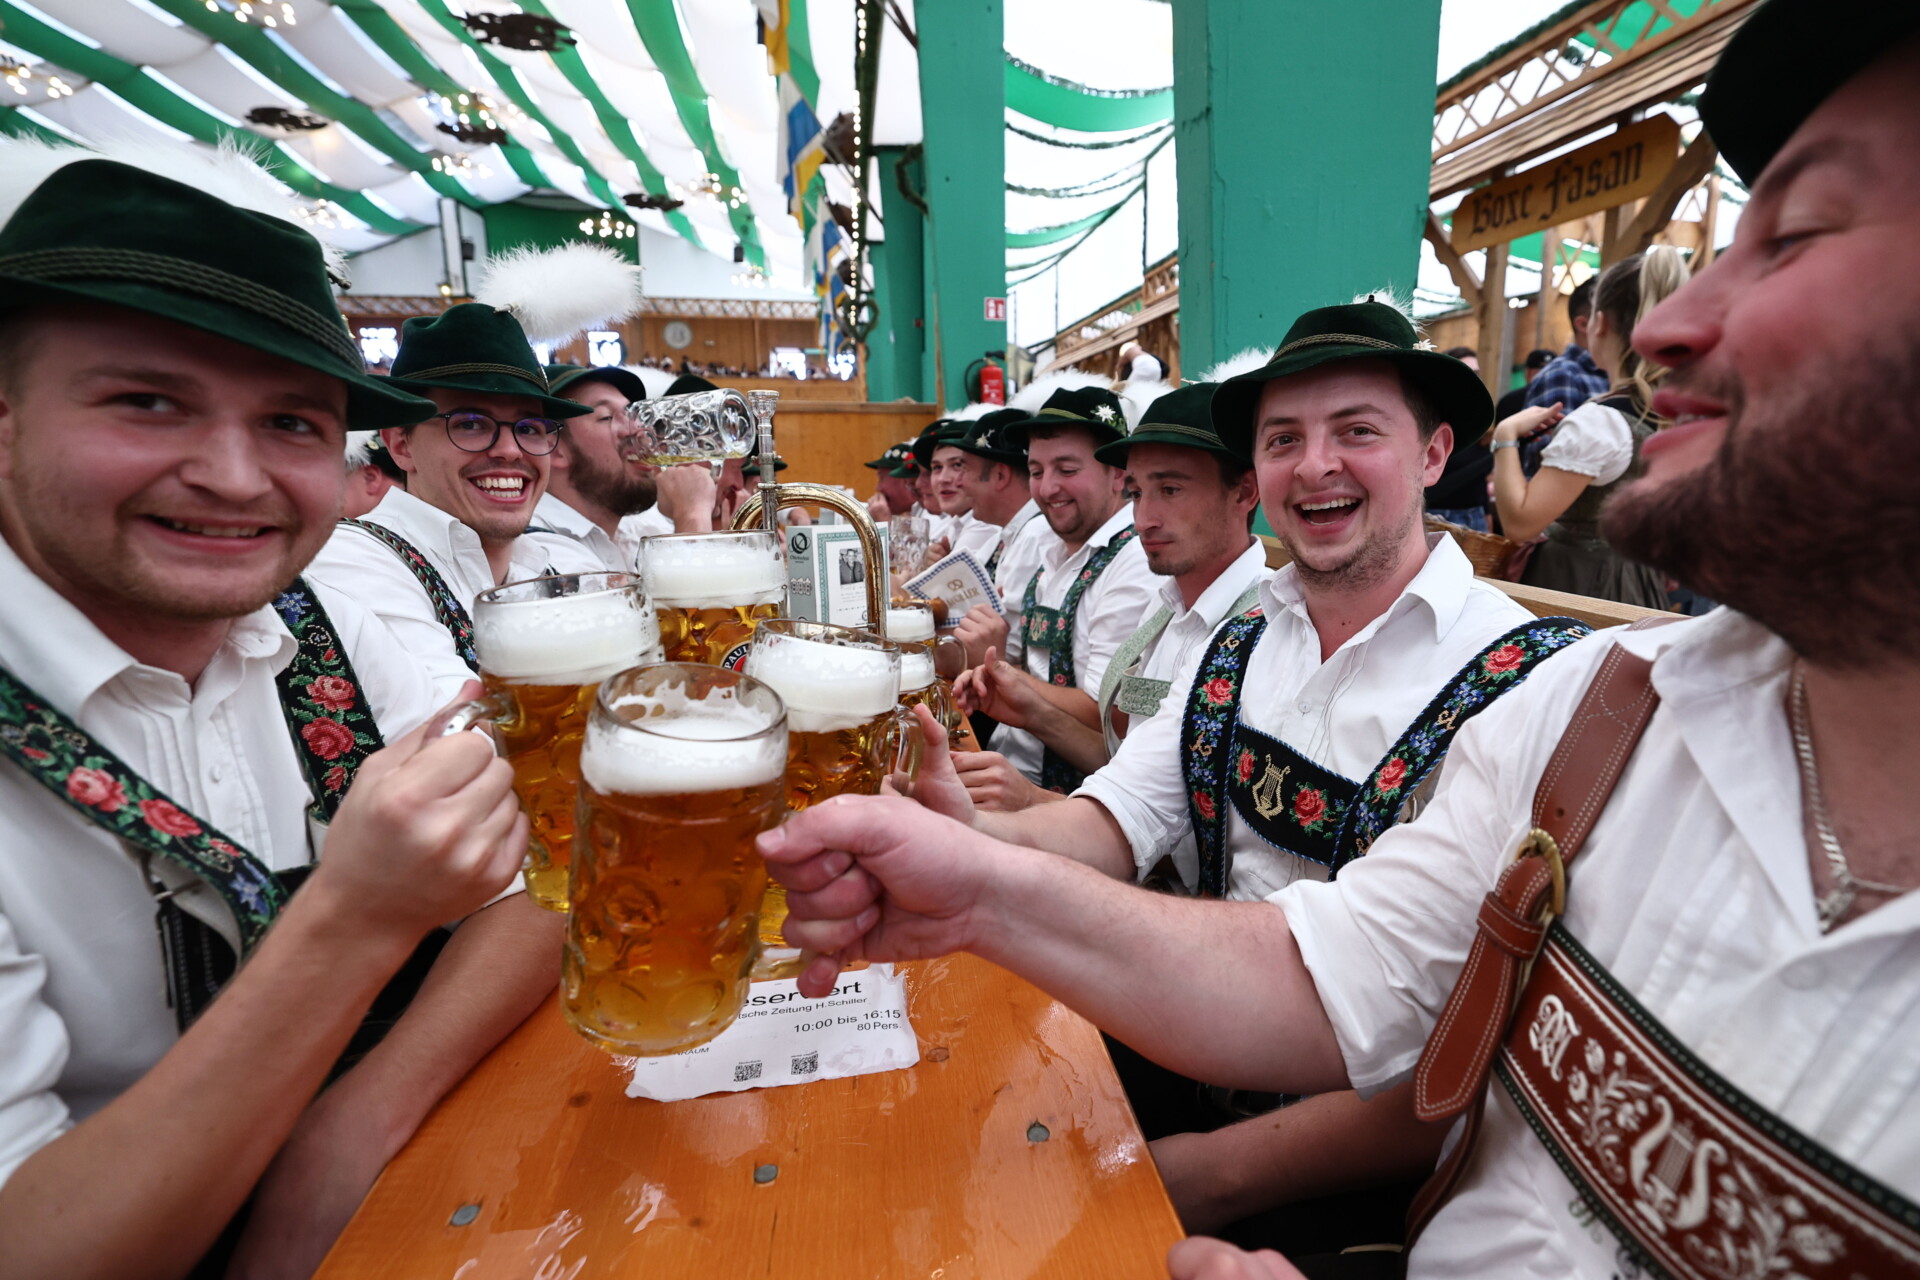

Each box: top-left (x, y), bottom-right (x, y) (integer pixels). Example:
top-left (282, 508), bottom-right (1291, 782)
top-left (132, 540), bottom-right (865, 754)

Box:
top-left (1490, 246), bottom-right (1690, 605)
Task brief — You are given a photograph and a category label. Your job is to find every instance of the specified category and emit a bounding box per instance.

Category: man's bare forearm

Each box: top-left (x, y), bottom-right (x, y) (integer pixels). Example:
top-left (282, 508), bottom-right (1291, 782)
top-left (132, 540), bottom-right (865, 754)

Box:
top-left (973, 795), bottom-right (1135, 879)
top-left (1019, 696), bottom-right (1112, 775)
top-left (0, 896), bottom-right (419, 1280)
top-left (966, 839), bottom-right (1348, 1093)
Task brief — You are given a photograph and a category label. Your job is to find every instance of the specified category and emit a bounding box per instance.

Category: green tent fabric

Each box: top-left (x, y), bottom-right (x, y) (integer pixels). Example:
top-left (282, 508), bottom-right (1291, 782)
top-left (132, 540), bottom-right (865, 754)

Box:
top-left (1004, 55), bottom-right (1172, 133)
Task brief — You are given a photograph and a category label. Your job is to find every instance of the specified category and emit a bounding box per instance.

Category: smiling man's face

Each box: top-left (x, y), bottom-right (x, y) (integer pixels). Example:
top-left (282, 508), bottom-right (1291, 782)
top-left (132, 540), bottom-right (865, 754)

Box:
top-left (383, 388), bottom-right (553, 547)
top-left (1606, 37), bottom-right (1920, 663)
top-left (0, 304), bottom-right (349, 622)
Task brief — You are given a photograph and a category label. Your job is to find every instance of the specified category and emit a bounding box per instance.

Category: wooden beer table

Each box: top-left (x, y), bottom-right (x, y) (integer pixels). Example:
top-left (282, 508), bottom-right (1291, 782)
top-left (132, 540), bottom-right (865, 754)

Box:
top-left (314, 953), bottom-right (1186, 1278)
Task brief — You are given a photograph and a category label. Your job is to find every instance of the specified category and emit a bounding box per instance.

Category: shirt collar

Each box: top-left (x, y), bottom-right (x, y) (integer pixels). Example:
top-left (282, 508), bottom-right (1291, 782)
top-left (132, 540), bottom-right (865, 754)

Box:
top-left (1159, 539), bottom-right (1270, 626)
top-left (1042, 502), bottom-right (1135, 573)
top-left (534, 493), bottom-right (599, 539)
top-left (0, 532), bottom-right (294, 714)
top-left (1260, 532), bottom-right (1473, 648)
top-left (363, 486), bottom-right (476, 562)
top-left (1565, 344), bottom-right (1602, 377)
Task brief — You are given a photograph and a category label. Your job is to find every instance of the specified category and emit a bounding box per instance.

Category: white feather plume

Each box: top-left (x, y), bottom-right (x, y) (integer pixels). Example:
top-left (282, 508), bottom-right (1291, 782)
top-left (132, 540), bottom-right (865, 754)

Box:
top-left (1195, 347), bottom-right (1274, 385)
top-left (0, 133), bottom-right (348, 278)
top-left (623, 364), bottom-right (679, 399)
top-left (1009, 368), bottom-right (1111, 414)
top-left (475, 243), bottom-right (644, 343)
top-left (1117, 377), bottom-right (1172, 431)
top-left (944, 400), bottom-right (1000, 421)
top-left (1349, 286), bottom-right (1420, 330)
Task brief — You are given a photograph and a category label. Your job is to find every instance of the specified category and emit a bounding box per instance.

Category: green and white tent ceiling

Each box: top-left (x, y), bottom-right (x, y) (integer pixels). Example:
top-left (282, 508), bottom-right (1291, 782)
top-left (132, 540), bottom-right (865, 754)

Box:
top-left (0, 0), bottom-right (917, 284)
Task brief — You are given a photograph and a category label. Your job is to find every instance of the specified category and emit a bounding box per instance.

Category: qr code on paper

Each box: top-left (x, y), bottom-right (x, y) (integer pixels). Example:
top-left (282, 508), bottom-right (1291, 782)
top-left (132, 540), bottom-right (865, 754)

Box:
top-left (734, 1060), bottom-right (763, 1083)
top-left (790, 1051), bottom-right (819, 1077)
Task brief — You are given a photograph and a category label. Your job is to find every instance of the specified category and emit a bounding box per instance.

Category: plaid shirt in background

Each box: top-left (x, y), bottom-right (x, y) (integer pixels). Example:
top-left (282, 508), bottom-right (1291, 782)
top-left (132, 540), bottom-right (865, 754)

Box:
top-left (1519, 343), bottom-right (1610, 473)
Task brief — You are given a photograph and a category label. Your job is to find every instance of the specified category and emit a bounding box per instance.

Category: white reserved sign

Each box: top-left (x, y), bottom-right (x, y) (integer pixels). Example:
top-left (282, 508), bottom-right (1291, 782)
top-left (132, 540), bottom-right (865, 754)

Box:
top-left (621, 965), bottom-right (918, 1102)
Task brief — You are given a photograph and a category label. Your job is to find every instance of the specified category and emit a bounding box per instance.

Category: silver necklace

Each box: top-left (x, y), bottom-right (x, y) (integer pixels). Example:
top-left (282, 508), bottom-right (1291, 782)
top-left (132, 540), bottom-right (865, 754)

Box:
top-left (1789, 662), bottom-right (1909, 931)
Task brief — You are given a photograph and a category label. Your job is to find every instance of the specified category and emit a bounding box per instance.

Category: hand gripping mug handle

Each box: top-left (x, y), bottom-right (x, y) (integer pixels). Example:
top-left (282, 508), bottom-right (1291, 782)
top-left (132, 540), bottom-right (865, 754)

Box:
top-left (422, 694), bottom-right (511, 743)
top-left (877, 705), bottom-right (926, 782)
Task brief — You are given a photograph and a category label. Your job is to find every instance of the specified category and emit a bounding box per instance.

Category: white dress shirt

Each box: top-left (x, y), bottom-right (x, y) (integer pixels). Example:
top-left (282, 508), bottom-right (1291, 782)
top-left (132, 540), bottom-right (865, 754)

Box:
top-left (1274, 607), bottom-right (1920, 1277)
top-left (1133, 540), bottom-right (1273, 690)
top-left (618, 506), bottom-right (675, 542)
top-left (995, 505), bottom-right (1158, 784)
top-left (529, 492), bottom-right (639, 574)
top-left (949, 512), bottom-right (1004, 566)
top-left (0, 536), bottom-right (440, 1187)
top-left (305, 488), bottom-right (602, 704)
top-left (1078, 535), bottom-right (1532, 896)
top-left (992, 500), bottom-right (1046, 664)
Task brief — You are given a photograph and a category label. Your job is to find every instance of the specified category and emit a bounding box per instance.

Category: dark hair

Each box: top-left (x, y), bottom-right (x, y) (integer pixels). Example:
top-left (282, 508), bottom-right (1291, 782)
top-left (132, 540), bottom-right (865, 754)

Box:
top-left (364, 436), bottom-right (408, 483)
top-left (1567, 277), bottom-right (1597, 324)
top-left (1212, 452), bottom-right (1259, 529)
top-left (1396, 368), bottom-right (1443, 440)
top-left (1443, 345), bottom-right (1477, 361)
top-left (1524, 347), bottom-right (1556, 371)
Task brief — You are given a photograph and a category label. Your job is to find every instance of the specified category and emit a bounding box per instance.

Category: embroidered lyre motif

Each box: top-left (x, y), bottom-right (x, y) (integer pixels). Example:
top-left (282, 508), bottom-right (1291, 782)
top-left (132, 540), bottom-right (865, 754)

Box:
top-left (1250, 758), bottom-right (1291, 819)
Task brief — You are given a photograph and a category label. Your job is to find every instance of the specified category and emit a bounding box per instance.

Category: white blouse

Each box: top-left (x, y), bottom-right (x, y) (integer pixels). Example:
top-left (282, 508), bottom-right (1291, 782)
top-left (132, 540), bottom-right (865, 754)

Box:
top-left (1538, 398), bottom-right (1635, 484)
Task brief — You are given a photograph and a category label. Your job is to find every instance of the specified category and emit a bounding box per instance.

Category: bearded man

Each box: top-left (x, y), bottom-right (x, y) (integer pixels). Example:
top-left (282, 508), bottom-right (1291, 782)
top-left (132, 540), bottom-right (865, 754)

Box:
top-left (759, 3), bottom-right (1920, 1275)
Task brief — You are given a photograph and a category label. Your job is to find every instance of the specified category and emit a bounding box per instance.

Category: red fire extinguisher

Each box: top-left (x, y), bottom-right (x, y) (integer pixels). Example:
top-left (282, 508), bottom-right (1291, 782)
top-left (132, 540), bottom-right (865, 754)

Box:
top-left (968, 354), bottom-right (1007, 406)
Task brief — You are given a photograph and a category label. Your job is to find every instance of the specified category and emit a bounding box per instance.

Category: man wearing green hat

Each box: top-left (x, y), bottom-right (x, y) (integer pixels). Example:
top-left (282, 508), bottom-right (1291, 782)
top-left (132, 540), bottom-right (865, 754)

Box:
top-left (0, 147), bottom-right (544, 1278)
top-left (760, 3), bottom-right (1920, 1274)
top-left (305, 304), bottom-right (605, 699)
top-left (944, 408), bottom-right (1042, 675)
top-left (954, 384), bottom-right (1158, 795)
top-left (528, 364), bottom-right (713, 572)
top-left (927, 409), bottom-right (1007, 567)
top-left (863, 439), bottom-right (920, 521)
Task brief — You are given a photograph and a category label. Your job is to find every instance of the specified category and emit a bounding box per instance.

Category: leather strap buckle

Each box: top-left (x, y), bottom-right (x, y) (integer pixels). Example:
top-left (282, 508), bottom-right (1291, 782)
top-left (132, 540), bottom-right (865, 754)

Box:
top-left (1511, 827), bottom-right (1566, 921)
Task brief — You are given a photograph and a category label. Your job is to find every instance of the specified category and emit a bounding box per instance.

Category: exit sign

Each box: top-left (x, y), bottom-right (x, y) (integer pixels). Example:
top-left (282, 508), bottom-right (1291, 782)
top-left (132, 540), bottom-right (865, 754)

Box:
top-left (983, 297), bottom-right (1007, 322)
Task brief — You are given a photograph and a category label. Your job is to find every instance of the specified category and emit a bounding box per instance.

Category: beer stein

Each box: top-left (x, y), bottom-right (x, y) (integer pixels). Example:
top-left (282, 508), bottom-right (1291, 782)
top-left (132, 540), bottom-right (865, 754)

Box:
top-left (643, 529), bottom-right (785, 668)
top-left (885, 601), bottom-right (964, 736)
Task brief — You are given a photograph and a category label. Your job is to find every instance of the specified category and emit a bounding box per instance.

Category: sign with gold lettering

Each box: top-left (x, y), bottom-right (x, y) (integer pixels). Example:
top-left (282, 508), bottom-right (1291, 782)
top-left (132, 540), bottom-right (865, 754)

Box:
top-left (1452, 114), bottom-right (1682, 254)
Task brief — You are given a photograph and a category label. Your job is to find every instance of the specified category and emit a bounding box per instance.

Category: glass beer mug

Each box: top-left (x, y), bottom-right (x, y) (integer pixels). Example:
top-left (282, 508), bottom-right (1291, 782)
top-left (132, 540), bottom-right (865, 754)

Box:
top-left (743, 619), bottom-right (925, 957)
top-left (625, 386), bottom-right (755, 480)
top-left (566, 663), bottom-right (805, 1055)
top-left (886, 601), bottom-right (964, 736)
top-left (643, 529), bottom-right (785, 668)
top-left (470, 572), bottom-right (662, 912)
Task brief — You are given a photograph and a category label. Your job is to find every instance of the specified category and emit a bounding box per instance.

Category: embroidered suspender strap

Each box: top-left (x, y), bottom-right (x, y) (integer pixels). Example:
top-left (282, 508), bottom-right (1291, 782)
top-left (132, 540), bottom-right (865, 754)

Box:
top-left (0, 665), bottom-right (289, 954)
top-left (1097, 605), bottom-right (1172, 754)
top-left (340, 518), bottom-right (480, 671)
top-left (1496, 926), bottom-right (1920, 1280)
top-left (1330, 616), bottom-right (1593, 876)
top-left (986, 509), bottom-right (1037, 580)
top-left (1180, 606), bottom-right (1269, 899)
top-left (1407, 628), bottom-right (1668, 1242)
top-left (1019, 526), bottom-right (1139, 792)
top-left (271, 579), bottom-right (385, 823)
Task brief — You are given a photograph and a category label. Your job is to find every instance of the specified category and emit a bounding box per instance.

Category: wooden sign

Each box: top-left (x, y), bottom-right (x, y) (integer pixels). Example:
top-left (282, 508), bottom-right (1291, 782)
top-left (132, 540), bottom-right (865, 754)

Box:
top-left (1452, 114), bottom-right (1681, 254)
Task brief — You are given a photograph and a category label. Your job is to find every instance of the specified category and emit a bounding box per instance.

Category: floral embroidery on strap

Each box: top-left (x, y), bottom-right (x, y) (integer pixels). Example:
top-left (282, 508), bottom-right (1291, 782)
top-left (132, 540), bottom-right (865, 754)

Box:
top-left (340, 518), bottom-right (479, 671)
top-left (273, 578), bottom-right (385, 823)
top-left (1018, 526), bottom-right (1139, 792)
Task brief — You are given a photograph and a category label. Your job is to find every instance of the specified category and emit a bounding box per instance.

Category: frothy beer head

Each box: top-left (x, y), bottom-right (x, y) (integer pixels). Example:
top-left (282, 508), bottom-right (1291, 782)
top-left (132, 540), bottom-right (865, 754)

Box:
top-left (899, 648), bottom-right (935, 693)
top-left (886, 604), bottom-right (936, 643)
top-left (475, 573), bottom-right (660, 685)
top-left (582, 666), bottom-right (786, 796)
top-left (746, 620), bottom-right (899, 735)
top-left (645, 530), bottom-right (785, 609)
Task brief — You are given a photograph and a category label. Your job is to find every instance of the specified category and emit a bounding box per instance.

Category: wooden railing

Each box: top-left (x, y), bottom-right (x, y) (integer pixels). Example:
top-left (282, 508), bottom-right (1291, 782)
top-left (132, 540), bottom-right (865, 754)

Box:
top-left (1051, 254), bottom-right (1179, 370)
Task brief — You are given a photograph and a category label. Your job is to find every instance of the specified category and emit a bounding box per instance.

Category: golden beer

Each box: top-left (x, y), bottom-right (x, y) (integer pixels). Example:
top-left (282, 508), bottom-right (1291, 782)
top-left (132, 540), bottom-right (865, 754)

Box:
top-left (566, 664), bottom-right (793, 1055)
top-left (643, 530), bottom-right (785, 668)
top-left (473, 573), bottom-right (661, 912)
top-left (887, 603), bottom-right (964, 735)
top-left (744, 619), bottom-right (921, 947)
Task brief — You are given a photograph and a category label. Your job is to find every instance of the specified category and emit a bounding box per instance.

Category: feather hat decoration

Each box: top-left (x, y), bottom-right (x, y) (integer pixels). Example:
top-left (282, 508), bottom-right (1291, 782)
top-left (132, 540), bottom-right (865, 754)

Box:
top-left (944, 400), bottom-right (1001, 422)
top-left (1349, 286), bottom-right (1420, 328)
top-left (474, 242), bottom-right (644, 344)
top-left (624, 364), bottom-right (679, 399)
top-left (1117, 375), bottom-right (1172, 432)
top-left (0, 133), bottom-right (349, 281)
top-left (1196, 348), bottom-right (1274, 385)
top-left (1007, 368), bottom-right (1111, 415)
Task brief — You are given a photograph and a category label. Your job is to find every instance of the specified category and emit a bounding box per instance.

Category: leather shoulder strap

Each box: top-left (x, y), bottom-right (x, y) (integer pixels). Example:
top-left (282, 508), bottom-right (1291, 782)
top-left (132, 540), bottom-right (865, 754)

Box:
top-left (1406, 619), bottom-right (1675, 1242)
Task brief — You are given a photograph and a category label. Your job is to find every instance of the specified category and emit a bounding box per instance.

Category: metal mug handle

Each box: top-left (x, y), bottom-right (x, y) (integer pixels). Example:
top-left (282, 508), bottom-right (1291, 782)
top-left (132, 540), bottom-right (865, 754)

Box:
top-left (422, 694), bottom-right (509, 743)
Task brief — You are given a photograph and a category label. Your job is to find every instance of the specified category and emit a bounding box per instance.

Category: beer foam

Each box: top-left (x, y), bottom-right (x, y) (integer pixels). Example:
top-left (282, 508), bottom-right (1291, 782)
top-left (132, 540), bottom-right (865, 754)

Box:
top-left (476, 588), bottom-right (661, 685)
top-left (583, 691), bottom-right (785, 794)
top-left (899, 649), bottom-right (935, 692)
top-left (746, 634), bottom-right (898, 735)
top-left (646, 535), bottom-right (785, 609)
top-left (886, 607), bottom-right (935, 642)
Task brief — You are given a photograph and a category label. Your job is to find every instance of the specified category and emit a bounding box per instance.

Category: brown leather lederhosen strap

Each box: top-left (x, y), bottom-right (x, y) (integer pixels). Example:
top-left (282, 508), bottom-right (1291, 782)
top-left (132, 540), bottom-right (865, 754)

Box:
top-left (1406, 622), bottom-right (1669, 1242)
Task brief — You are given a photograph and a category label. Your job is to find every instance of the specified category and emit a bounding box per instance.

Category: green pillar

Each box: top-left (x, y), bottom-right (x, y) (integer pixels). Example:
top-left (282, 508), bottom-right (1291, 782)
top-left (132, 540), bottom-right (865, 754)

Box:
top-left (867, 146), bottom-right (927, 403)
top-left (1173, 0), bottom-right (1442, 372)
top-left (916, 0), bottom-right (1006, 407)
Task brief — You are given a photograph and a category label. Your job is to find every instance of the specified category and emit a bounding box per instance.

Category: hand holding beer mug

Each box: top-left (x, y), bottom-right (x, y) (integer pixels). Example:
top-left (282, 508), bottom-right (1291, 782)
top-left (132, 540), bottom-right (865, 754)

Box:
top-left (471, 572), bottom-right (662, 911)
top-left (644, 530), bottom-right (785, 667)
top-left (567, 663), bottom-right (799, 1055)
top-left (886, 602), bottom-right (964, 737)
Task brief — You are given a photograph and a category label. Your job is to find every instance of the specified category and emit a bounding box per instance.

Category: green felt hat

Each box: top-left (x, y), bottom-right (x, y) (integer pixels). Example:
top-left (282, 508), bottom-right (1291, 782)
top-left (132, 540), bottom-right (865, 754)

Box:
top-left (1699, 0), bottom-right (1920, 185)
top-left (1004, 385), bottom-right (1128, 449)
top-left (1209, 300), bottom-right (1492, 459)
top-left (0, 158), bottom-right (434, 431)
top-left (546, 363), bottom-right (648, 403)
top-left (888, 447), bottom-right (925, 480)
top-left (952, 407), bottom-right (1029, 466)
top-left (865, 439), bottom-right (915, 471)
top-left (385, 303), bottom-right (589, 419)
top-left (1094, 383), bottom-right (1235, 467)
top-left (667, 373), bottom-right (720, 396)
top-left (911, 417), bottom-right (968, 467)
top-left (742, 455), bottom-right (788, 478)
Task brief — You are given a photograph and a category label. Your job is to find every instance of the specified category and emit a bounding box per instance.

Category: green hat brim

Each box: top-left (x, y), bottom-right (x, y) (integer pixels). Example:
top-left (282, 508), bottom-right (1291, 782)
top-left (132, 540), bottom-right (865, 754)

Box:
top-left (384, 370), bottom-right (591, 420)
top-left (547, 365), bottom-right (648, 403)
top-left (1094, 423), bottom-right (1239, 468)
top-left (1211, 346), bottom-right (1493, 458)
top-left (953, 440), bottom-right (1027, 466)
top-left (1003, 408), bottom-right (1126, 451)
top-left (0, 276), bottom-right (437, 432)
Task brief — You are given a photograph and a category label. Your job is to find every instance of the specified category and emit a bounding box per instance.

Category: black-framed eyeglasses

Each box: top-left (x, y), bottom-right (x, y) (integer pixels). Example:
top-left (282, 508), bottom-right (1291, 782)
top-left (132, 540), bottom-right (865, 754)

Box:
top-left (430, 411), bottom-right (565, 456)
